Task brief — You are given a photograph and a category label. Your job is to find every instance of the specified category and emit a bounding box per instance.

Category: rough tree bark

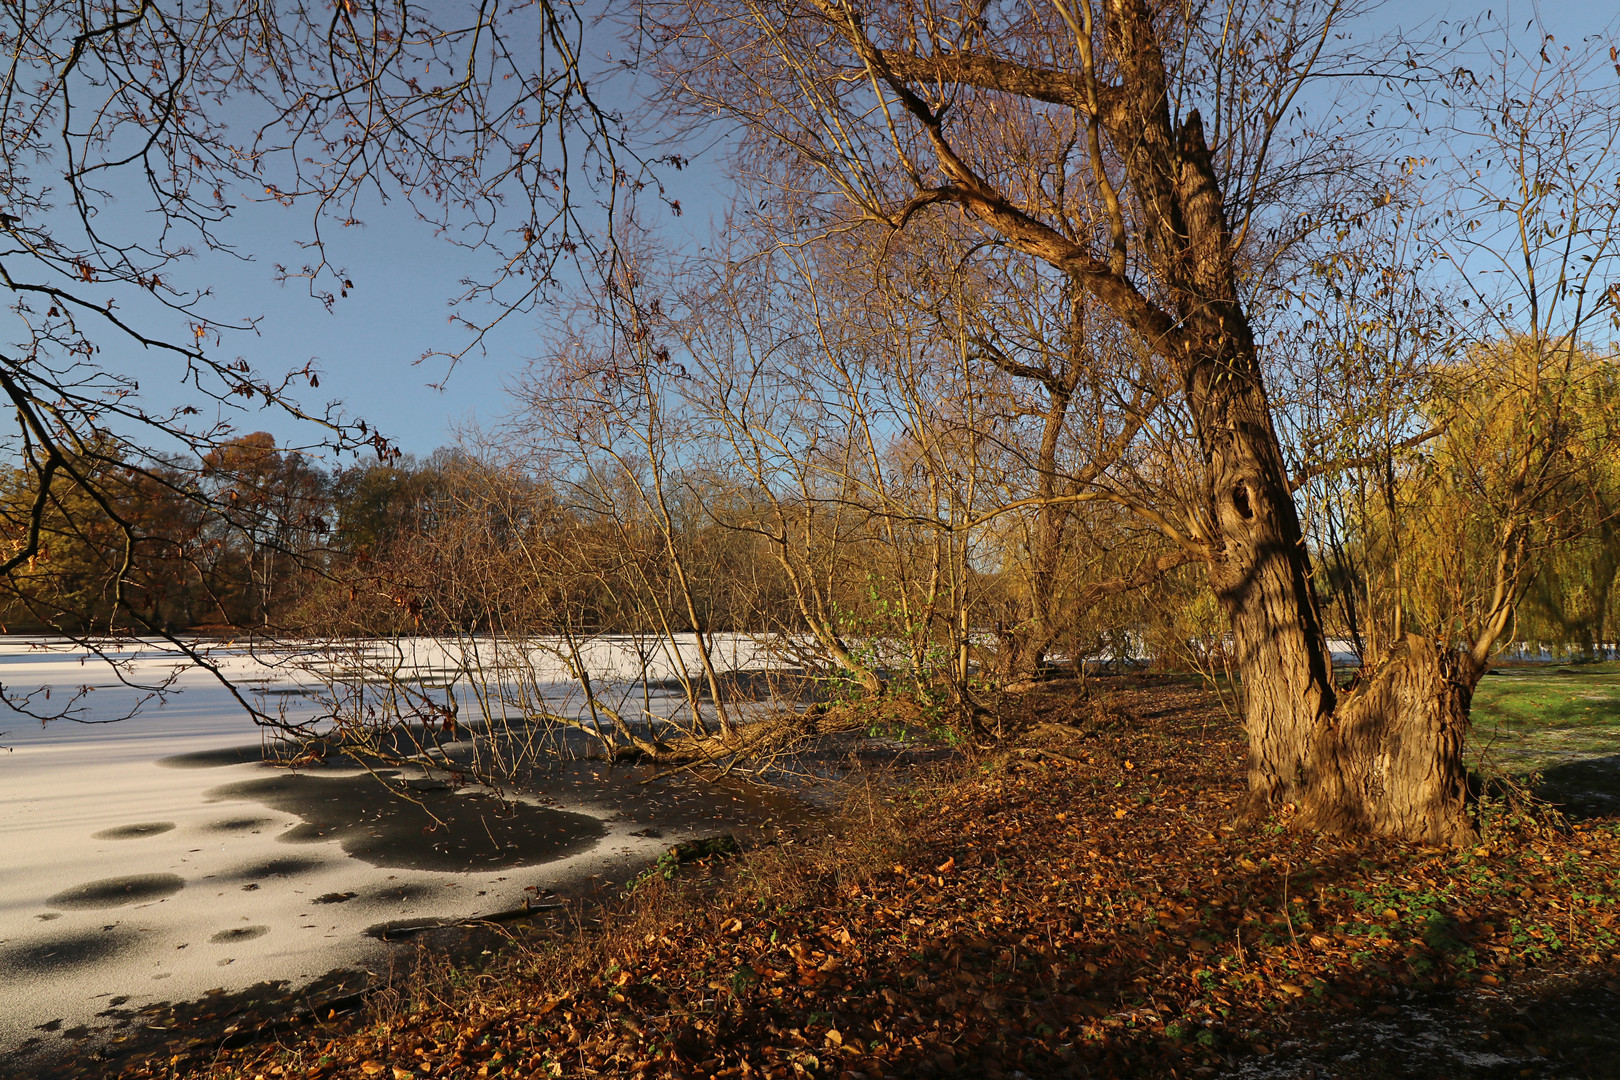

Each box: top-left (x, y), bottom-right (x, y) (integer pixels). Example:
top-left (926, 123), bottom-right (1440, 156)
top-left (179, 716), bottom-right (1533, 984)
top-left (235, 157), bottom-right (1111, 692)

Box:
top-left (1306, 636), bottom-right (1476, 844)
top-left (865, 0), bottom-right (1477, 840)
top-left (1105, 8), bottom-right (1475, 842)
top-left (662, 0), bottom-right (1486, 840)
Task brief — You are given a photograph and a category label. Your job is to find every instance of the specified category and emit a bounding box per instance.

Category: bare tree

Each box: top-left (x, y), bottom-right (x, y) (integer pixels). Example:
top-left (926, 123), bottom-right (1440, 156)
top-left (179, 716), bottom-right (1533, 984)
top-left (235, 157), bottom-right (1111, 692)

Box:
top-left (643, 0), bottom-right (1620, 841)
top-left (1, 0), bottom-right (649, 723)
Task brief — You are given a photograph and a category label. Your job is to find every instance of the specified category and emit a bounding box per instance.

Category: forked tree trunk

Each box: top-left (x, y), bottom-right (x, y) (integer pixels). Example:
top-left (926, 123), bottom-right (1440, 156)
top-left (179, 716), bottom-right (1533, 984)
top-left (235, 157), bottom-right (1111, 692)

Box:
top-left (1199, 372), bottom-right (1478, 843)
top-left (1303, 636), bottom-right (1477, 845)
top-left (1168, 98), bottom-right (1477, 844)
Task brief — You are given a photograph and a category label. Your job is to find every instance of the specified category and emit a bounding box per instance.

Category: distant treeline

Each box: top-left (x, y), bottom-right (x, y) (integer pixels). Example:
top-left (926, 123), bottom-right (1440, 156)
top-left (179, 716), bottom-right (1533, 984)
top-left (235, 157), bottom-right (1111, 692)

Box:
top-left (0, 429), bottom-right (1206, 677)
top-left (2, 432), bottom-right (329, 634)
top-left (0, 436), bottom-right (841, 640)
top-left (4, 349), bottom-right (1618, 678)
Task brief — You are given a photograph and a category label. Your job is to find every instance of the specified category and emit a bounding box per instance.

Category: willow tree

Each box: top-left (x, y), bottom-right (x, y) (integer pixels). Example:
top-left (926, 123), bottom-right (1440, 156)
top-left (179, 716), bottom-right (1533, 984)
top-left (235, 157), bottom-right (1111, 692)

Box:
top-left (1350, 341), bottom-right (1620, 666)
top-left (648, 0), bottom-right (1620, 841)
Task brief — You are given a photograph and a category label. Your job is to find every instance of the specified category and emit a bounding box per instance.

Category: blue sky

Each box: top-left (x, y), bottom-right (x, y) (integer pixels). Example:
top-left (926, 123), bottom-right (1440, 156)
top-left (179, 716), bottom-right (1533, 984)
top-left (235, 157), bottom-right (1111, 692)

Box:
top-left (151, 0), bottom-right (1614, 466)
top-left (136, 91), bottom-right (725, 466)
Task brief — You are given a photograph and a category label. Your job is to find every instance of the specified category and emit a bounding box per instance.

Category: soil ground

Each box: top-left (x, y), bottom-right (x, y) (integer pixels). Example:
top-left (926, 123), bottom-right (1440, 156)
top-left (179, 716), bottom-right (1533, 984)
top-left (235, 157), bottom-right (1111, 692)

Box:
top-left (71, 677), bottom-right (1620, 1078)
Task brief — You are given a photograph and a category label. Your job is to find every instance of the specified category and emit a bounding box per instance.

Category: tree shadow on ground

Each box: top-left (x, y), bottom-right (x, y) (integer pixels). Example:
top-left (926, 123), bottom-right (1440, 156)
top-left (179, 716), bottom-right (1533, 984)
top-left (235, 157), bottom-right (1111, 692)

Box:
top-left (1534, 754), bottom-right (1620, 819)
top-left (1218, 968), bottom-right (1620, 1079)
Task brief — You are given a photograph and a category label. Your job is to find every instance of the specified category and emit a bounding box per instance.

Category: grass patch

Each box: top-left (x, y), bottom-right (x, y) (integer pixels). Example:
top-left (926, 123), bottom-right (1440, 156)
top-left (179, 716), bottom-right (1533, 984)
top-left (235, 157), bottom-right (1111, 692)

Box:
top-left (1470, 664), bottom-right (1620, 771)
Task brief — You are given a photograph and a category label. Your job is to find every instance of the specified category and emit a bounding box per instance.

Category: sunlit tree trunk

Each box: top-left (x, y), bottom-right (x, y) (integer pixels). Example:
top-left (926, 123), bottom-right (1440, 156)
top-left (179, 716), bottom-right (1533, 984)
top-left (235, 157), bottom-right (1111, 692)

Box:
top-left (1157, 97), bottom-right (1474, 842)
top-left (653, 0), bottom-right (1620, 841)
top-left (1185, 328), bottom-right (1473, 842)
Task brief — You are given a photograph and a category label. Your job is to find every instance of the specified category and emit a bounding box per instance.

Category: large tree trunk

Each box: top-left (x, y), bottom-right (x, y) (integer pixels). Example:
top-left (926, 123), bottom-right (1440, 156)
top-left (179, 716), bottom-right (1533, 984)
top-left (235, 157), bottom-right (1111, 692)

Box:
top-left (1304, 636), bottom-right (1477, 844)
top-left (1193, 359), bottom-right (1338, 808)
top-left (1190, 346), bottom-right (1477, 842)
top-left (1164, 85), bottom-right (1475, 842)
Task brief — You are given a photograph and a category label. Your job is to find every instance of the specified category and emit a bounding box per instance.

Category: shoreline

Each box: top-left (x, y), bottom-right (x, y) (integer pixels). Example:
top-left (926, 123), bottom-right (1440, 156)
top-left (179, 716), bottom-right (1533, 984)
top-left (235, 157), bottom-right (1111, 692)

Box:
top-left (5, 722), bottom-right (935, 1079)
top-left (89, 679), bottom-right (1620, 1080)
top-left (7, 833), bottom-right (757, 1080)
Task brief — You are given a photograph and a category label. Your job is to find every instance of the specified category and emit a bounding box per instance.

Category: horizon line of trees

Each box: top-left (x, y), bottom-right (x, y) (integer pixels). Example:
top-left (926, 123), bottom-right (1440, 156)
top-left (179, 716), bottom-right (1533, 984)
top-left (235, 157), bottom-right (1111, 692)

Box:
top-left (5, 334), bottom-right (1617, 679)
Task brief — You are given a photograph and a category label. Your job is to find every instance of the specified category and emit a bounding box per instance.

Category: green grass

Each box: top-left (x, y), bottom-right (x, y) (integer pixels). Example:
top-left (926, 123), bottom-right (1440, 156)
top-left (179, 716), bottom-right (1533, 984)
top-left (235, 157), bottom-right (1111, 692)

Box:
top-left (1470, 663), bottom-right (1620, 768)
top-left (1469, 662), bottom-right (1620, 815)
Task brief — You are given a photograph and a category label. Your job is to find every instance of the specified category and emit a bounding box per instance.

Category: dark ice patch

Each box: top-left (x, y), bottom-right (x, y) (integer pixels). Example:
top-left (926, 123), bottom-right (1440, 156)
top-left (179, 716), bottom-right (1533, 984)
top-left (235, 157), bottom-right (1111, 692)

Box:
top-left (206, 816), bottom-right (275, 833)
top-left (220, 856), bottom-right (325, 882)
top-left (0, 927), bottom-right (140, 975)
top-left (156, 745), bottom-right (265, 769)
top-left (93, 821), bottom-right (176, 840)
top-left (158, 737), bottom-right (367, 771)
top-left (47, 873), bottom-right (184, 909)
top-left (363, 880), bottom-right (441, 905)
top-left (206, 772), bottom-right (607, 872)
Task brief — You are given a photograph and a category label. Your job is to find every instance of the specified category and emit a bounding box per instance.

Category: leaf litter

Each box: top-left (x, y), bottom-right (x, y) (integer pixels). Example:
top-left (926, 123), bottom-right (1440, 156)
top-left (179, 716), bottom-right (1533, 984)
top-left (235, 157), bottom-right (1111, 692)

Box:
top-left (96, 681), bottom-right (1620, 1079)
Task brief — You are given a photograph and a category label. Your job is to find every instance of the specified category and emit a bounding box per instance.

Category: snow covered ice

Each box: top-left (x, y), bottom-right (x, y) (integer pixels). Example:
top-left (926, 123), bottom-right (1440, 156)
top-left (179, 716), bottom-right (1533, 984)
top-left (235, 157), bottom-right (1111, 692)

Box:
top-left (0, 635), bottom-right (792, 1058)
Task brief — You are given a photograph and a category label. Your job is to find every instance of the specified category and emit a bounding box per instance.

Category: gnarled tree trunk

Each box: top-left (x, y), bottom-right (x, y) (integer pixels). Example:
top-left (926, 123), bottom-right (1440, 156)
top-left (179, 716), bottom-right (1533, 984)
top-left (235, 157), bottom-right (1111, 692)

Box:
top-left (1187, 299), bottom-right (1477, 843)
top-left (1305, 636), bottom-right (1476, 845)
top-left (1125, 30), bottom-right (1477, 844)
top-left (664, 0), bottom-right (1486, 841)
top-left (1202, 400), bottom-right (1478, 841)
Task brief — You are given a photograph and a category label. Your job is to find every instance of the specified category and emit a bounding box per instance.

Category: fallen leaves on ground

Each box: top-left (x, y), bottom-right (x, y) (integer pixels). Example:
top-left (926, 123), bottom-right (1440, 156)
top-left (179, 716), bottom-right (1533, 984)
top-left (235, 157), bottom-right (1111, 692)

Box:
top-left (129, 681), bottom-right (1620, 1079)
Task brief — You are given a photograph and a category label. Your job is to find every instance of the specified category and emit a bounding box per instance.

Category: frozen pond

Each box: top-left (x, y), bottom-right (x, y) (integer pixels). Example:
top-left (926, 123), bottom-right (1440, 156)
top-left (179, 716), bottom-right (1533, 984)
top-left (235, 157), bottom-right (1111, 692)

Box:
top-left (0, 636), bottom-right (807, 1070)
